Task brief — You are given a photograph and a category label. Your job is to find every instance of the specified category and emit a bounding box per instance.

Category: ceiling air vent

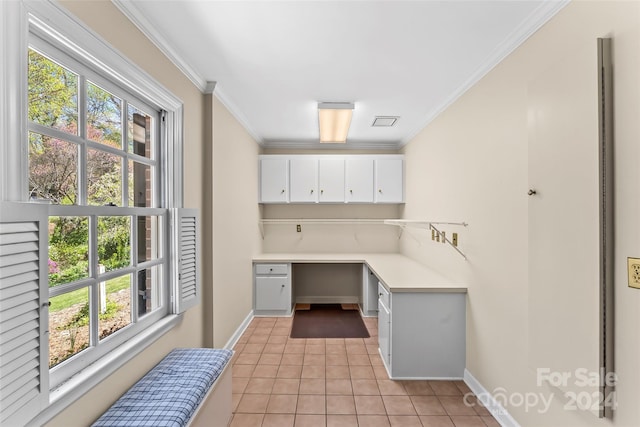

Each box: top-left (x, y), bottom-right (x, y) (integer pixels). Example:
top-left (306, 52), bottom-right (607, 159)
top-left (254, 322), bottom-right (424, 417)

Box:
top-left (372, 116), bottom-right (399, 127)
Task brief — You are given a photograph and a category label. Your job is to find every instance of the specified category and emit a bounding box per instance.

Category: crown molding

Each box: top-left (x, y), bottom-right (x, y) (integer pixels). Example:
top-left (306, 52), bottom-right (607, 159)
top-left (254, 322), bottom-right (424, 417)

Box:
top-left (204, 81), bottom-right (217, 95)
top-left (262, 140), bottom-right (401, 151)
top-left (213, 86), bottom-right (263, 144)
top-left (111, 0), bottom-right (263, 145)
top-left (400, 0), bottom-right (570, 147)
top-left (111, 0), bottom-right (208, 93)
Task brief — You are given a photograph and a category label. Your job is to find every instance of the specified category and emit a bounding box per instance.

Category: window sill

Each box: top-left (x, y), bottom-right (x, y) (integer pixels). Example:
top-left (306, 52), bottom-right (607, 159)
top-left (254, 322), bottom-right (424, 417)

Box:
top-left (27, 314), bottom-right (183, 427)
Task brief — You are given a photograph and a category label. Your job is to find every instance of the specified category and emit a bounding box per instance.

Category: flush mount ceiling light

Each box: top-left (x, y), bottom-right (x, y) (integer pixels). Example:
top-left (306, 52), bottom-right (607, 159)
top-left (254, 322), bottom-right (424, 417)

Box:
top-left (372, 116), bottom-right (399, 127)
top-left (318, 102), bottom-right (354, 143)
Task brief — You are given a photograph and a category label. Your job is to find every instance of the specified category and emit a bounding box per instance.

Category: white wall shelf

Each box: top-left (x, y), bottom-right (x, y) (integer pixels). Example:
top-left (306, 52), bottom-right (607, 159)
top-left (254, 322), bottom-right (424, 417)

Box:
top-left (258, 218), bottom-right (388, 238)
top-left (258, 218), bottom-right (468, 260)
top-left (383, 220), bottom-right (469, 260)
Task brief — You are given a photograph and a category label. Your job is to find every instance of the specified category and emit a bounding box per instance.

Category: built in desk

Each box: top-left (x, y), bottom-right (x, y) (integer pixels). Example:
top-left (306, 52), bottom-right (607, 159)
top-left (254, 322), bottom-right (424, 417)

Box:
top-left (252, 253), bottom-right (467, 379)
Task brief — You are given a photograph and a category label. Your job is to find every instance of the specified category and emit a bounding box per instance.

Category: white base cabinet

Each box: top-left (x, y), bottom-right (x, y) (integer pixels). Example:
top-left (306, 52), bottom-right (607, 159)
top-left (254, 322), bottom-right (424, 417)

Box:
top-left (254, 263), bottom-right (292, 315)
top-left (378, 283), bottom-right (466, 379)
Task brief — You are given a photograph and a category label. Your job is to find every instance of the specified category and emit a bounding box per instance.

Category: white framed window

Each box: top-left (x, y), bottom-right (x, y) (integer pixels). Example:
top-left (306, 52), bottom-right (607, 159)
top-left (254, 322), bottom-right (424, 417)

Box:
top-left (0, 1), bottom-right (198, 425)
top-left (27, 39), bottom-right (170, 386)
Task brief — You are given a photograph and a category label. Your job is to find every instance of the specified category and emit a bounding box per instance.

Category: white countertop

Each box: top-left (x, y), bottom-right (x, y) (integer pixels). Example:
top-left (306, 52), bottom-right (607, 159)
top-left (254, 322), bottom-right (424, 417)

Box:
top-left (252, 253), bottom-right (467, 293)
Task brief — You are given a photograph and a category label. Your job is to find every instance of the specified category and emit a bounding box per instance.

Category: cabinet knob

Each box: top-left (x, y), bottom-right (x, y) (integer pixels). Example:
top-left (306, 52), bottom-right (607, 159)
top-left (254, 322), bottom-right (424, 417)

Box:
top-left (281, 189), bottom-right (285, 194)
top-left (269, 268), bottom-right (273, 271)
top-left (281, 284), bottom-right (285, 288)
top-left (320, 189), bottom-right (324, 194)
top-left (378, 189), bottom-right (382, 193)
top-left (349, 189), bottom-right (353, 194)
top-left (310, 189), bottom-right (314, 194)
top-left (379, 292), bottom-right (383, 296)
top-left (528, 189), bottom-right (537, 196)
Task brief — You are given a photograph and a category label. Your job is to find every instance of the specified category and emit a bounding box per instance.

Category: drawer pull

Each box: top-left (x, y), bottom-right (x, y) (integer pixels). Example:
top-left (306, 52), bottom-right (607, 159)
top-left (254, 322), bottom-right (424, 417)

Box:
top-left (281, 284), bottom-right (285, 288)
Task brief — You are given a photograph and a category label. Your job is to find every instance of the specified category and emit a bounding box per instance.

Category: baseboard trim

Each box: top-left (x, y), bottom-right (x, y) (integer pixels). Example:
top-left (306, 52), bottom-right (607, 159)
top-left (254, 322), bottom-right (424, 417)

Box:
top-left (464, 369), bottom-right (521, 427)
top-left (223, 310), bottom-right (254, 350)
top-left (295, 296), bottom-right (360, 304)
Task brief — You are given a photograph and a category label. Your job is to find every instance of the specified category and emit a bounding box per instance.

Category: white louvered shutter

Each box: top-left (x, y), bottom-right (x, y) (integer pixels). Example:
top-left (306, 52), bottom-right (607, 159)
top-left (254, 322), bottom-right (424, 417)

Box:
top-left (0, 202), bottom-right (49, 425)
top-left (172, 208), bottom-right (200, 314)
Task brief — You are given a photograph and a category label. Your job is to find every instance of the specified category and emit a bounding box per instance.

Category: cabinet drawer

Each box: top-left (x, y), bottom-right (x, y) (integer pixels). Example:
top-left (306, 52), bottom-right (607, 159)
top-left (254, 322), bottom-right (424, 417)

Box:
top-left (378, 282), bottom-right (390, 309)
top-left (255, 264), bottom-right (288, 275)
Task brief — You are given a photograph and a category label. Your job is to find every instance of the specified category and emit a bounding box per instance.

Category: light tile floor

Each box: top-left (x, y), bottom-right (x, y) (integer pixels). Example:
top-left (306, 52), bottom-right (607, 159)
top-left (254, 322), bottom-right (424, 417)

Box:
top-left (230, 316), bottom-right (499, 427)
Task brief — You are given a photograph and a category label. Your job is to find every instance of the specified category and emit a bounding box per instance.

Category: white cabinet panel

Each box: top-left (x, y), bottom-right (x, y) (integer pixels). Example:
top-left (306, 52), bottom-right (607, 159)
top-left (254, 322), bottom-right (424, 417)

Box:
top-left (378, 298), bottom-right (391, 368)
top-left (254, 263), bottom-right (291, 315)
top-left (259, 155), bottom-right (403, 204)
top-left (375, 158), bottom-right (404, 203)
top-left (255, 277), bottom-right (290, 311)
top-left (318, 158), bottom-right (345, 202)
top-left (290, 157), bottom-right (318, 203)
top-left (378, 283), bottom-right (465, 379)
top-left (345, 157), bottom-right (374, 203)
top-left (361, 265), bottom-right (379, 317)
top-left (260, 158), bottom-right (288, 203)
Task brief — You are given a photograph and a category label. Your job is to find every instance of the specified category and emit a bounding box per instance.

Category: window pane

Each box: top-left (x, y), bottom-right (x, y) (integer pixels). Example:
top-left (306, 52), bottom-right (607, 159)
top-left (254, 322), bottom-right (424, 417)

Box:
top-left (29, 132), bottom-right (78, 204)
top-left (128, 161), bottom-right (153, 207)
top-left (87, 149), bottom-right (123, 206)
top-left (28, 49), bottom-right (78, 134)
top-left (137, 216), bottom-right (160, 262)
top-left (128, 105), bottom-right (154, 158)
top-left (48, 216), bottom-right (89, 286)
top-left (87, 81), bottom-right (122, 149)
top-left (99, 275), bottom-right (131, 340)
top-left (98, 216), bottom-right (130, 271)
top-left (49, 288), bottom-right (89, 368)
top-left (137, 266), bottom-right (160, 317)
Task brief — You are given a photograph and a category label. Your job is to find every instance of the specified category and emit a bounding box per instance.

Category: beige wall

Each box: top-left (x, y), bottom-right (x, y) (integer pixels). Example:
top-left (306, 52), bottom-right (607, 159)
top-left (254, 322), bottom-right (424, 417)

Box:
top-left (210, 95), bottom-right (263, 347)
top-left (400, 1), bottom-right (639, 426)
top-left (46, 2), bottom-right (206, 425)
top-left (262, 204), bottom-right (401, 253)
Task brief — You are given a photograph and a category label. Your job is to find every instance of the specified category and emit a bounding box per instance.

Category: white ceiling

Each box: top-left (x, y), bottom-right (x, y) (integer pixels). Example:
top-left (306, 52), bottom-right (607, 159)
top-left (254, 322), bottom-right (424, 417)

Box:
top-left (114, 0), bottom-right (567, 149)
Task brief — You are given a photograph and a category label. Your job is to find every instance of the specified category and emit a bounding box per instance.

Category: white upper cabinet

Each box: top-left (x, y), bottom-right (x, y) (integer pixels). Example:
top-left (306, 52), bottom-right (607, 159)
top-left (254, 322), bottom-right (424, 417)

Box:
top-left (290, 157), bottom-right (318, 202)
top-left (345, 157), bottom-right (374, 203)
top-left (259, 157), bottom-right (288, 203)
top-left (259, 155), bottom-right (403, 204)
top-left (375, 157), bottom-right (404, 203)
top-left (318, 158), bottom-right (345, 202)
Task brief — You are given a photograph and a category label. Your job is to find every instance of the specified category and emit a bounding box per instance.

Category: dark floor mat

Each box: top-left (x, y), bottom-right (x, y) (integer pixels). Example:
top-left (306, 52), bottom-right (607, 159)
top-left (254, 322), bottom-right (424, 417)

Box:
top-left (290, 304), bottom-right (370, 339)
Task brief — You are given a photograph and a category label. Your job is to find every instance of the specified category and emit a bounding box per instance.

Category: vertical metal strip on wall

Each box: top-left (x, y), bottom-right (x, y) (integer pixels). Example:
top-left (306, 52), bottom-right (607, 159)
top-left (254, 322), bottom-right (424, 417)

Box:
top-left (597, 37), bottom-right (614, 419)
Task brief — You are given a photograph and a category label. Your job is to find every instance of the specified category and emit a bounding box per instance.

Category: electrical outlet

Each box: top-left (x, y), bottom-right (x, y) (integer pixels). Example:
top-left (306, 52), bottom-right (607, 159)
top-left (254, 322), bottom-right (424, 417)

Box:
top-left (441, 231), bottom-right (446, 243)
top-left (628, 257), bottom-right (640, 289)
top-left (452, 233), bottom-right (458, 247)
top-left (296, 224), bottom-right (301, 233)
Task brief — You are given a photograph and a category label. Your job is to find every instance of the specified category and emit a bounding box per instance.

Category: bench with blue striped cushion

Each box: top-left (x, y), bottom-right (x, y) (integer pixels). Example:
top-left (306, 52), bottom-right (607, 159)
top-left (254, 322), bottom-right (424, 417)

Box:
top-left (92, 348), bottom-right (233, 427)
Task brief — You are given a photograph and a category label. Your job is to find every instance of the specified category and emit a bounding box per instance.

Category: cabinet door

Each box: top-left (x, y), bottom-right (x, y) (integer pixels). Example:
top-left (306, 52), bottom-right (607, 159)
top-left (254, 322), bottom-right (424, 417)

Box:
top-left (290, 157), bottom-right (318, 203)
top-left (260, 158), bottom-right (288, 203)
top-left (374, 158), bottom-right (404, 203)
top-left (318, 158), bottom-right (345, 202)
top-left (345, 157), bottom-right (374, 203)
top-left (255, 277), bottom-right (290, 311)
top-left (378, 299), bottom-right (391, 368)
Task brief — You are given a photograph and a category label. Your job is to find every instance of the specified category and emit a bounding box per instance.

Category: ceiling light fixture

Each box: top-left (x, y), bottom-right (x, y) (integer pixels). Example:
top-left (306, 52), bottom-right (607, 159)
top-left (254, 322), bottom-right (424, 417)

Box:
top-left (318, 102), bottom-right (354, 143)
